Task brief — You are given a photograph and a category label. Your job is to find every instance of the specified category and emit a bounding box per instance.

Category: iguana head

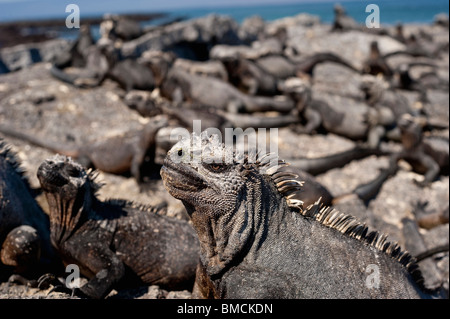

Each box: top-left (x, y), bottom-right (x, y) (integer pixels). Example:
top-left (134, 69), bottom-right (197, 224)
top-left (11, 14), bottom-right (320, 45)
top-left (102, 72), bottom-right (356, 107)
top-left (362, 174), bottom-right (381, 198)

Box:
top-left (37, 155), bottom-right (99, 245)
top-left (161, 131), bottom-right (303, 275)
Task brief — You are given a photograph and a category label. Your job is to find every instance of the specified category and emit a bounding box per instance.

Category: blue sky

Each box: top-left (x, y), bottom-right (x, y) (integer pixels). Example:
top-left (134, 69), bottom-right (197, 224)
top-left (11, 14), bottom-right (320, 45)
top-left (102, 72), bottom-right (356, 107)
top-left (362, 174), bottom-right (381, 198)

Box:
top-left (0, 0), bottom-right (346, 8)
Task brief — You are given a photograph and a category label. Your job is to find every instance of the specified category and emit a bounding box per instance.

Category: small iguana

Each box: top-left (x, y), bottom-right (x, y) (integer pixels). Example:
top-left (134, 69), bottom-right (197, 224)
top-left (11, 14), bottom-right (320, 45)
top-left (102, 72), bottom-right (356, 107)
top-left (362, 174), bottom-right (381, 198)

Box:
top-left (222, 53), bottom-right (357, 96)
top-left (0, 139), bottom-right (57, 279)
top-left (51, 34), bottom-right (156, 92)
top-left (0, 116), bottom-right (168, 182)
top-left (290, 81), bottom-right (396, 146)
top-left (390, 114), bottom-right (449, 186)
top-left (160, 67), bottom-right (295, 114)
top-left (412, 201), bottom-right (449, 230)
top-left (362, 41), bottom-right (393, 78)
top-left (286, 145), bottom-right (386, 176)
top-left (52, 25), bottom-right (94, 69)
top-left (161, 131), bottom-right (441, 298)
top-left (37, 155), bottom-right (200, 299)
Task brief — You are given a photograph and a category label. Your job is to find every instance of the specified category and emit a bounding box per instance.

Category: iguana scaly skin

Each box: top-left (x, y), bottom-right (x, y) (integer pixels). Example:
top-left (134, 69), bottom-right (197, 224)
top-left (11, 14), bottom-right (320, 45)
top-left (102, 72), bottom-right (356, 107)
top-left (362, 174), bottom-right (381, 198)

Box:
top-left (160, 132), bottom-right (438, 299)
top-left (0, 139), bottom-right (56, 277)
top-left (37, 155), bottom-right (200, 299)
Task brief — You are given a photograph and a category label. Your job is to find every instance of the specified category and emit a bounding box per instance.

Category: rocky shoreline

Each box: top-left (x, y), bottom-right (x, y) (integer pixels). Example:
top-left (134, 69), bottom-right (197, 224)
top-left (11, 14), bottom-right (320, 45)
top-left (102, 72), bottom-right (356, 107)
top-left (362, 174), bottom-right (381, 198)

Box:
top-left (0, 8), bottom-right (448, 299)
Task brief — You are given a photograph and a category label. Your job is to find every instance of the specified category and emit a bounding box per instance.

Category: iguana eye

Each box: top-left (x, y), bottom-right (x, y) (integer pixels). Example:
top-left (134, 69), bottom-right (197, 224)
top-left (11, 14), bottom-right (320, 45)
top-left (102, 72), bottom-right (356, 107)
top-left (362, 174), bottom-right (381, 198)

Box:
top-left (204, 163), bottom-right (227, 173)
top-left (177, 149), bottom-right (183, 157)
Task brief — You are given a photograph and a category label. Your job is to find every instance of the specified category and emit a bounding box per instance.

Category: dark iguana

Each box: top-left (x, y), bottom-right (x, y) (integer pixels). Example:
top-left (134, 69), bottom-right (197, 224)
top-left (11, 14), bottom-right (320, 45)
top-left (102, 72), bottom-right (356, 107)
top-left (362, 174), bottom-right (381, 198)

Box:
top-left (160, 131), bottom-right (440, 298)
top-left (390, 114), bottom-right (449, 187)
top-left (288, 80), bottom-right (396, 147)
top-left (51, 34), bottom-right (156, 92)
top-left (52, 25), bottom-right (94, 69)
top-left (222, 53), bottom-right (357, 96)
top-left (286, 145), bottom-right (386, 176)
top-left (412, 201), bottom-right (449, 230)
top-left (37, 155), bottom-right (200, 299)
top-left (160, 67), bottom-right (295, 114)
top-left (0, 116), bottom-right (168, 182)
top-left (362, 41), bottom-right (393, 78)
top-left (0, 139), bottom-right (57, 280)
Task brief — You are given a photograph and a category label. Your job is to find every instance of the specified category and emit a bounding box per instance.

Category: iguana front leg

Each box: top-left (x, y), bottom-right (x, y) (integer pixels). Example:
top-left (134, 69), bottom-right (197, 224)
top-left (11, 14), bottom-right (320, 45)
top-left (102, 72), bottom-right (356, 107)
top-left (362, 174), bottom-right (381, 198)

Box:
top-left (62, 238), bottom-right (125, 299)
top-left (296, 107), bottom-right (321, 134)
top-left (1, 225), bottom-right (41, 273)
top-left (130, 149), bottom-right (145, 182)
top-left (392, 150), bottom-right (440, 187)
top-left (417, 153), bottom-right (440, 186)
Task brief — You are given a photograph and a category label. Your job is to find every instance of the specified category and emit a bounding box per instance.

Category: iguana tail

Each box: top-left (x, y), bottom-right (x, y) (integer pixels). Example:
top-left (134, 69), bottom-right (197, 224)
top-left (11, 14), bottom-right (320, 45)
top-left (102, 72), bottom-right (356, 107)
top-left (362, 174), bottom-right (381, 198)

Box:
top-left (219, 110), bottom-right (298, 129)
top-left (352, 162), bottom-right (398, 202)
top-left (288, 146), bottom-right (387, 176)
top-left (245, 95), bottom-right (295, 113)
top-left (296, 52), bottom-right (359, 74)
top-left (49, 65), bottom-right (79, 85)
top-left (0, 124), bottom-right (80, 158)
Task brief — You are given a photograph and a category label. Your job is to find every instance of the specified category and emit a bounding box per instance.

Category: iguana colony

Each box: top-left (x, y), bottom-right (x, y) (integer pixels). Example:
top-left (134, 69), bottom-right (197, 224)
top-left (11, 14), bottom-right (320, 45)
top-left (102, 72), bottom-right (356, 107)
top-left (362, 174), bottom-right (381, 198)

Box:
top-left (36, 155), bottom-right (200, 299)
top-left (160, 132), bottom-right (444, 299)
top-left (0, 116), bottom-right (168, 182)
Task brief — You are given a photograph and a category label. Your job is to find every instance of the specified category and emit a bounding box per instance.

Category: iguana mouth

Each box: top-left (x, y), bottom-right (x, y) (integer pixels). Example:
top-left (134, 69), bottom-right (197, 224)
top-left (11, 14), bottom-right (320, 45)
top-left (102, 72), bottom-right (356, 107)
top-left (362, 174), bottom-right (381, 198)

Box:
top-left (37, 160), bottom-right (70, 189)
top-left (161, 159), bottom-right (206, 192)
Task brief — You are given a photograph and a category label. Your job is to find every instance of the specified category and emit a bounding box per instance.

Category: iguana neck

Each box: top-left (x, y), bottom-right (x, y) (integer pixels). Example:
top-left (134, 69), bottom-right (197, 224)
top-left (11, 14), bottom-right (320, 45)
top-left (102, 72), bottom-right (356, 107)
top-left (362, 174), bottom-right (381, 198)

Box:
top-left (189, 174), bottom-right (288, 278)
top-left (45, 187), bottom-right (92, 247)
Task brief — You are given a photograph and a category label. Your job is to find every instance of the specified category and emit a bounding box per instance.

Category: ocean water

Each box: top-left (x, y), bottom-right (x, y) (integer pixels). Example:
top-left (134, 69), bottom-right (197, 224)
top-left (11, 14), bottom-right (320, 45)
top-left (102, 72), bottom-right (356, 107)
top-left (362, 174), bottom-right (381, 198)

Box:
top-left (169, 0), bottom-right (450, 25)
top-left (0, 0), bottom-right (448, 25)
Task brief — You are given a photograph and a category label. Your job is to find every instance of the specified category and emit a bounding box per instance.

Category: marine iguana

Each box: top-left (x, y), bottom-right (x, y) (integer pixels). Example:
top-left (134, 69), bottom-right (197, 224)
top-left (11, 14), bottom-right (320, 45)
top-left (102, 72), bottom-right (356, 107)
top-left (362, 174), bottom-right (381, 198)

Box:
top-left (50, 38), bottom-right (156, 92)
top-left (49, 38), bottom-right (111, 88)
top-left (332, 3), bottom-right (359, 32)
top-left (0, 116), bottom-right (168, 182)
top-left (401, 217), bottom-right (447, 291)
top-left (412, 201), bottom-right (449, 230)
top-left (331, 4), bottom-right (388, 36)
top-left (286, 145), bottom-right (386, 176)
top-left (101, 14), bottom-right (143, 42)
top-left (160, 131), bottom-right (439, 298)
top-left (160, 67), bottom-right (295, 114)
top-left (0, 139), bottom-right (57, 279)
top-left (362, 41), bottom-right (393, 78)
top-left (292, 87), bottom-right (392, 145)
top-left (52, 25), bottom-right (94, 69)
top-left (222, 53), bottom-right (357, 96)
top-left (252, 53), bottom-right (358, 81)
top-left (174, 58), bottom-right (229, 82)
top-left (394, 63), bottom-right (448, 93)
top-left (222, 57), bottom-right (279, 96)
top-left (37, 155), bottom-right (200, 299)
top-left (390, 114), bottom-right (449, 186)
